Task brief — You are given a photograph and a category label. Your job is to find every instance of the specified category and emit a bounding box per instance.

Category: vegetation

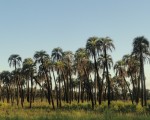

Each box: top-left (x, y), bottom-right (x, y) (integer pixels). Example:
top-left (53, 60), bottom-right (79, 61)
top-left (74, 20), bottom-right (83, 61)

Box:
top-left (0, 100), bottom-right (150, 120)
top-left (0, 36), bottom-right (150, 119)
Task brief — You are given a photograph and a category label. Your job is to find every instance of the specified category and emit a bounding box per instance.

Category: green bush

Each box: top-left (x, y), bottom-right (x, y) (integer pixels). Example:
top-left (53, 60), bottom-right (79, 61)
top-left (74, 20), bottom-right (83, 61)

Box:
top-left (111, 101), bottom-right (136, 112)
top-left (136, 104), bottom-right (145, 113)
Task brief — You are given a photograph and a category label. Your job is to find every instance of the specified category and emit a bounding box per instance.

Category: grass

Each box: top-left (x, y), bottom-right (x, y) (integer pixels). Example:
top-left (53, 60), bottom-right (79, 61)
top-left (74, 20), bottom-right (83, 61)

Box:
top-left (0, 100), bottom-right (150, 120)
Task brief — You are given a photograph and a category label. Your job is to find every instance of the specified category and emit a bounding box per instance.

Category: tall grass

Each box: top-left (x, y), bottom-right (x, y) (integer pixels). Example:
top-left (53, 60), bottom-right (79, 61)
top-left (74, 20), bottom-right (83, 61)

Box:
top-left (0, 100), bottom-right (149, 120)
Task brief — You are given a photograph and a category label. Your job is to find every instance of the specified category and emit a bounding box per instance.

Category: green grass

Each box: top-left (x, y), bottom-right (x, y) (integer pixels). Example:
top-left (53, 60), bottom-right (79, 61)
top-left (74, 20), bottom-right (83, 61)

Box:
top-left (0, 100), bottom-right (150, 120)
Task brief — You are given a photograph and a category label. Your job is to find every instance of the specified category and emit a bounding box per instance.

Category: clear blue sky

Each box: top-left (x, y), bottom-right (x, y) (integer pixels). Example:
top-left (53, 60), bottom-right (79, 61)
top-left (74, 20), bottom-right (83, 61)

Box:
top-left (0, 0), bottom-right (150, 87)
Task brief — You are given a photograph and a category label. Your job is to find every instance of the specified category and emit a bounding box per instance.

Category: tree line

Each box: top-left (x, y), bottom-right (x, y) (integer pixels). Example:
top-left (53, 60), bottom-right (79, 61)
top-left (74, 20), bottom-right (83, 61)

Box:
top-left (0, 36), bottom-right (149, 109)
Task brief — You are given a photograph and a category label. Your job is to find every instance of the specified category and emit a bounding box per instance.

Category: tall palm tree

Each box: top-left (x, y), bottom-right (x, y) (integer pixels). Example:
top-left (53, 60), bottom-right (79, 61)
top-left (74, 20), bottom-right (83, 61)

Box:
top-left (34, 50), bottom-right (55, 109)
top-left (0, 71), bottom-right (11, 103)
top-left (75, 48), bottom-right (94, 109)
top-left (100, 37), bottom-right (115, 107)
top-left (74, 48), bottom-right (87, 103)
top-left (122, 54), bottom-right (140, 104)
top-left (51, 47), bottom-right (63, 62)
top-left (51, 47), bottom-right (63, 107)
top-left (132, 36), bottom-right (150, 106)
top-left (8, 54), bottom-right (22, 71)
top-left (86, 36), bottom-right (101, 105)
top-left (114, 60), bottom-right (133, 104)
top-left (55, 60), bottom-right (66, 107)
top-left (63, 51), bottom-right (74, 103)
top-left (98, 54), bottom-right (113, 104)
top-left (15, 68), bottom-right (25, 107)
top-left (114, 76), bottom-right (128, 100)
top-left (22, 58), bottom-right (36, 108)
top-left (8, 54), bottom-right (22, 106)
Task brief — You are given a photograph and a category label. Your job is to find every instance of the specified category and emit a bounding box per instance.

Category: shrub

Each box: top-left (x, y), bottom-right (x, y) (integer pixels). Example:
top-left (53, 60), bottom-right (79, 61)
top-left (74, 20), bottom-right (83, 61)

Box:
top-left (109, 101), bottom-right (136, 112)
top-left (136, 104), bottom-right (145, 113)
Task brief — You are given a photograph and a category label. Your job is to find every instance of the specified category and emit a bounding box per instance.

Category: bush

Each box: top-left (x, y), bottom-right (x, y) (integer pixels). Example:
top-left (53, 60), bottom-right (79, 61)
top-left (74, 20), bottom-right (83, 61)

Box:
top-left (136, 104), bottom-right (145, 113)
top-left (95, 101), bottom-right (137, 112)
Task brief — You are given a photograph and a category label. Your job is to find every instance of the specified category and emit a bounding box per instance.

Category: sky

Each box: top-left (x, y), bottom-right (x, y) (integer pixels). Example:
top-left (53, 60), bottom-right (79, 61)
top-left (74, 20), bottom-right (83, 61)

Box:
top-left (0, 0), bottom-right (150, 87)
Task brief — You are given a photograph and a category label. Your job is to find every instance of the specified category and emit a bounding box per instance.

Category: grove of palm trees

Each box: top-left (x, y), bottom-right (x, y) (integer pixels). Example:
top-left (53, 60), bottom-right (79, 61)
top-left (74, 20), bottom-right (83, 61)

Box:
top-left (0, 36), bottom-right (150, 119)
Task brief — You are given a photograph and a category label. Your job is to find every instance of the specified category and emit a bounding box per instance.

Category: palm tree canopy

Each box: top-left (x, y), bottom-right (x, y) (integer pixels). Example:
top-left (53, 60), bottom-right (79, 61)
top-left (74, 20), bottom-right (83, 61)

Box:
top-left (100, 37), bottom-right (115, 52)
top-left (8, 54), bottom-right (22, 68)
top-left (63, 51), bottom-right (74, 63)
top-left (122, 54), bottom-right (140, 75)
top-left (86, 36), bottom-right (100, 57)
top-left (132, 36), bottom-right (150, 60)
top-left (75, 48), bottom-right (88, 61)
top-left (51, 47), bottom-right (63, 62)
top-left (0, 71), bottom-right (11, 85)
top-left (34, 50), bottom-right (49, 64)
top-left (74, 48), bottom-right (91, 75)
top-left (55, 61), bottom-right (65, 70)
top-left (23, 58), bottom-right (34, 66)
top-left (42, 57), bottom-right (53, 71)
top-left (98, 54), bottom-right (113, 69)
top-left (114, 60), bottom-right (126, 77)
top-left (22, 58), bottom-right (36, 75)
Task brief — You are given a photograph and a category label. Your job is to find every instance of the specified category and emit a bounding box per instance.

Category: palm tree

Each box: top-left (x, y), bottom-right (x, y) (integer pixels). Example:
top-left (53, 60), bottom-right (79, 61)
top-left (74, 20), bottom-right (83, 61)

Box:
top-left (0, 71), bottom-right (11, 103)
top-left (74, 48), bottom-right (86, 103)
top-left (22, 58), bottom-right (36, 108)
top-left (114, 60), bottom-right (133, 104)
top-left (51, 47), bottom-right (63, 62)
top-left (100, 37), bottom-right (115, 107)
top-left (98, 54), bottom-right (113, 104)
top-left (8, 54), bottom-right (22, 106)
top-left (51, 47), bottom-right (63, 107)
top-left (34, 50), bottom-right (55, 109)
top-left (55, 61), bottom-right (66, 107)
top-left (122, 54), bottom-right (140, 104)
top-left (114, 76), bottom-right (128, 100)
top-left (132, 36), bottom-right (150, 106)
top-left (86, 36), bottom-right (101, 105)
top-left (10, 70), bottom-right (17, 105)
top-left (63, 51), bottom-right (74, 103)
top-left (15, 68), bottom-right (25, 107)
top-left (8, 54), bottom-right (22, 71)
top-left (75, 48), bottom-right (94, 109)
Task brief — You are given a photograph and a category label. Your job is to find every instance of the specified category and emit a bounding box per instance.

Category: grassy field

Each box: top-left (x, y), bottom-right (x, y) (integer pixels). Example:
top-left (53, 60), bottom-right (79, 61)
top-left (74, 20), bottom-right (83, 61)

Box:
top-left (0, 100), bottom-right (150, 120)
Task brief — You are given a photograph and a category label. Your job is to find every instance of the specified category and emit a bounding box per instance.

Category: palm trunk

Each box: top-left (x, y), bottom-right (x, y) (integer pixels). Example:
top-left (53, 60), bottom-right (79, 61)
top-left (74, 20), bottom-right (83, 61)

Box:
top-left (83, 66), bottom-right (94, 109)
top-left (81, 81), bottom-right (84, 103)
top-left (66, 75), bottom-right (69, 103)
top-left (140, 53), bottom-right (144, 107)
top-left (17, 76), bottom-right (20, 107)
top-left (136, 74), bottom-right (140, 104)
top-left (78, 76), bottom-right (81, 103)
top-left (6, 86), bottom-right (10, 103)
top-left (27, 76), bottom-right (30, 103)
top-left (58, 74), bottom-right (61, 108)
top-left (123, 76), bottom-right (133, 104)
top-left (130, 73), bottom-right (136, 103)
top-left (61, 70), bottom-right (67, 103)
top-left (94, 72), bottom-right (97, 105)
top-left (142, 59), bottom-right (147, 106)
top-left (100, 66), bottom-right (105, 104)
top-left (68, 68), bottom-right (72, 104)
top-left (104, 48), bottom-right (111, 107)
top-left (21, 85), bottom-right (24, 108)
top-left (143, 78), bottom-right (147, 106)
top-left (30, 72), bottom-right (33, 108)
top-left (45, 70), bottom-right (55, 109)
top-left (52, 68), bottom-right (59, 108)
top-left (93, 54), bottom-right (101, 105)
